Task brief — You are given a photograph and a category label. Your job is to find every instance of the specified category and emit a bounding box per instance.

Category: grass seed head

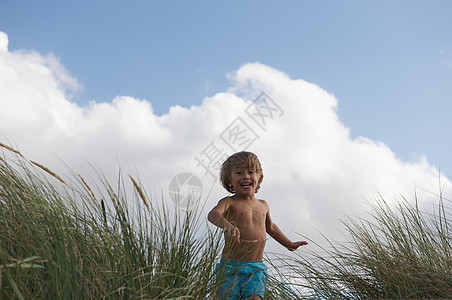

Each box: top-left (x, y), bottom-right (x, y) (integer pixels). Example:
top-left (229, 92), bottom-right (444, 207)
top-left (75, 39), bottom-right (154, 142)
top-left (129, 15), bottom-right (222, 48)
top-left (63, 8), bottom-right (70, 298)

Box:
top-left (129, 175), bottom-right (150, 213)
top-left (30, 160), bottom-right (67, 185)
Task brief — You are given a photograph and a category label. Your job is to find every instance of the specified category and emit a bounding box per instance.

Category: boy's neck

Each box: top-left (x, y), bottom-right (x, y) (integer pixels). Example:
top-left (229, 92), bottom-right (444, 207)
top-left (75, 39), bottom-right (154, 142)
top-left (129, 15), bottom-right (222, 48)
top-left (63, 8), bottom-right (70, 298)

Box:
top-left (232, 193), bottom-right (256, 202)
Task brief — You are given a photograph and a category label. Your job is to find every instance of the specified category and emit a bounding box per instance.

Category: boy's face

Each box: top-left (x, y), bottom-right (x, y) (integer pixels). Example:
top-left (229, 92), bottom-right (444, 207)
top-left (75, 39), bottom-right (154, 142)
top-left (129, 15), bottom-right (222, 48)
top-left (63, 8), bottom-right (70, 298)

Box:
top-left (230, 166), bottom-right (260, 196)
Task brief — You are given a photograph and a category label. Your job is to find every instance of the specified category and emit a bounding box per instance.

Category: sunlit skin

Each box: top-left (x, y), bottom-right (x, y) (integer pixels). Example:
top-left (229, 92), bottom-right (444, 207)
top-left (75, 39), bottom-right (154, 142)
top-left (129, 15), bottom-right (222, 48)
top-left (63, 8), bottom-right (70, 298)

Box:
top-left (208, 166), bottom-right (308, 262)
top-left (208, 165), bottom-right (308, 299)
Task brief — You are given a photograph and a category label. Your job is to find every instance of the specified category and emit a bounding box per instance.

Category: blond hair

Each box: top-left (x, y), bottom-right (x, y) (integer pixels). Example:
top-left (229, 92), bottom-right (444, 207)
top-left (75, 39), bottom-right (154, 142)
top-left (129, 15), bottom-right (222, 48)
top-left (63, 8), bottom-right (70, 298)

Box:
top-left (220, 151), bottom-right (263, 193)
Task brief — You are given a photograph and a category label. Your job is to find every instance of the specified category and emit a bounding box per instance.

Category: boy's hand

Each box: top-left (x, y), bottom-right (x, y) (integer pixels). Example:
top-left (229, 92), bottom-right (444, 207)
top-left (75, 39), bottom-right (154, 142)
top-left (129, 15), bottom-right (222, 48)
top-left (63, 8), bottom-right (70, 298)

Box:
top-left (224, 225), bottom-right (241, 244)
top-left (287, 241), bottom-right (308, 251)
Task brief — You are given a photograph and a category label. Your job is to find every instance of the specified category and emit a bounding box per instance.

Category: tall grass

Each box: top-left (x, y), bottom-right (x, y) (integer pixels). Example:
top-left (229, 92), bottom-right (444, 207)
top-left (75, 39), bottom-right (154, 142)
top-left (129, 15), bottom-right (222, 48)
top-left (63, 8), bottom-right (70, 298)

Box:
top-left (1, 143), bottom-right (451, 299)
top-left (0, 150), bottom-right (225, 299)
top-left (273, 192), bottom-right (452, 299)
top-left (0, 147), bottom-right (293, 299)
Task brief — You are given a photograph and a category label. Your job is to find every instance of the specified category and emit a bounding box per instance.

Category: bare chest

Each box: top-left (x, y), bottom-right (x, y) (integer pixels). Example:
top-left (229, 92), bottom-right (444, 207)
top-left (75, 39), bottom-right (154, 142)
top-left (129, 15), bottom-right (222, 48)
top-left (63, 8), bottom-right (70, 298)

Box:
top-left (226, 203), bottom-right (266, 226)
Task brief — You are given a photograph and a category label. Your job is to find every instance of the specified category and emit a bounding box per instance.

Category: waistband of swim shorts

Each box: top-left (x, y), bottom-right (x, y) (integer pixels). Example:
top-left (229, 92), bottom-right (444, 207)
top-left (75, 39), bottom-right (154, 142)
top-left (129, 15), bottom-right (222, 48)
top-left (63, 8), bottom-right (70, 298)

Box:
top-left (219, 258), bottom-right (266, 267)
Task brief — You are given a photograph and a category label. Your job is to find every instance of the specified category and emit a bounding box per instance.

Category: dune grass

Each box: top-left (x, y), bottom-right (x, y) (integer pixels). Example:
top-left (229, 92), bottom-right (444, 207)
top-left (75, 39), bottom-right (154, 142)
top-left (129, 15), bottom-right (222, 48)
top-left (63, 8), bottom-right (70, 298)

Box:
top-left (272, 192), bottom-right (451, 299)
top-left (0, 143), bottom-right (451, 299)
top-left (0, 151), bottom-right (225, 299)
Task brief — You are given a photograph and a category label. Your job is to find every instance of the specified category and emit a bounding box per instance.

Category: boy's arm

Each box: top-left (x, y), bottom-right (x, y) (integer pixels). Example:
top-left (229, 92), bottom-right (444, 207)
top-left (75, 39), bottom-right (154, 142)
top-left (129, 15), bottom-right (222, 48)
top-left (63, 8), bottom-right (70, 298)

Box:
top-left (208, 198), bottom-right (241, 243)
top-left (264, 202), bottom-right (308, 251)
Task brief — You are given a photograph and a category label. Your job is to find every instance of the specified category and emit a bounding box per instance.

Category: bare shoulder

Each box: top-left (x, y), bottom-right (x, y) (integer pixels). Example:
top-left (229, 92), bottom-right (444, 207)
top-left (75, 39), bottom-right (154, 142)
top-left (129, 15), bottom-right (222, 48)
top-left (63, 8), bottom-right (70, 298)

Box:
top-left (215, 196), bottom-right (235, 208)
top-left (257, 199), bottom-right (270, 210)
top-left (218, 196), bottom-right (235, 204)
top-left (211, 196), bottom-right (230, 210)
top-left (218, 196), bottom-right (230, 203)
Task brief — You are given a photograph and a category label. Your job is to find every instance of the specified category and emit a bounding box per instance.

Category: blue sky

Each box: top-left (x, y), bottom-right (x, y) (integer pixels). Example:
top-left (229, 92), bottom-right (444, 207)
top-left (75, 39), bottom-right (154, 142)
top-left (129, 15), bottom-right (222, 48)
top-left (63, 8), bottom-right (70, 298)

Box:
top-left (1, 0), bottom-right (452, 245)
top-left (1, 0), bottom-right (451, 176)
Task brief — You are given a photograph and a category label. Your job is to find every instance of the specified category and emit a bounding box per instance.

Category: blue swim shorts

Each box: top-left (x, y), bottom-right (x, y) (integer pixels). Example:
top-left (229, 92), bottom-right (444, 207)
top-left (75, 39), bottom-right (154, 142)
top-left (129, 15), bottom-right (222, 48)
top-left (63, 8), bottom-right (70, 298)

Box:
top-left (215, 258), bottom-right (268, 299)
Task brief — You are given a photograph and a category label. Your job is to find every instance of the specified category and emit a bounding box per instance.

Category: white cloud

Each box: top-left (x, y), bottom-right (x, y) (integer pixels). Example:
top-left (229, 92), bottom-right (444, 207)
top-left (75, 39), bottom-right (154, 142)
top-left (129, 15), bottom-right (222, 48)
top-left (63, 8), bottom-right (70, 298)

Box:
top-left (0, 31), bottom-right (8, 52)
top-left (0, 31), bottom-right (450, 250)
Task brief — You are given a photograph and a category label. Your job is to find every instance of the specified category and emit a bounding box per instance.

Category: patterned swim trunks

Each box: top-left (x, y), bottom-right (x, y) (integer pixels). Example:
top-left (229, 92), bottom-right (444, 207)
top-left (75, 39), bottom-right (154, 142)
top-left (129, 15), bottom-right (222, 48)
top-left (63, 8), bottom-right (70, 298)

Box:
top-left (215, 259), bottom-right (268, 299)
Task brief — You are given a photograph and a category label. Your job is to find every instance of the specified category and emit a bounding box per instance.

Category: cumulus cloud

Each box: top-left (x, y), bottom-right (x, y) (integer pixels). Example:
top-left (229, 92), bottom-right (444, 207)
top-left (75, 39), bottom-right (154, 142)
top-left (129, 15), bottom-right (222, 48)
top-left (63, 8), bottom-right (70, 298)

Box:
top-left (0, 31), bottom-right (450, 250)
top-left (0, 32), bottom-right (8, 52)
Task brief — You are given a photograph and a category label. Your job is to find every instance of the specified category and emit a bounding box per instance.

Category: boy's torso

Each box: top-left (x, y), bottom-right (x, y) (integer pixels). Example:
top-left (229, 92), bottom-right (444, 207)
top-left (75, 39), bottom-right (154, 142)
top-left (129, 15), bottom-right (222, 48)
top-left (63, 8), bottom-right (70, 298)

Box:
top-left (221, 196), bottom-right (268, 261)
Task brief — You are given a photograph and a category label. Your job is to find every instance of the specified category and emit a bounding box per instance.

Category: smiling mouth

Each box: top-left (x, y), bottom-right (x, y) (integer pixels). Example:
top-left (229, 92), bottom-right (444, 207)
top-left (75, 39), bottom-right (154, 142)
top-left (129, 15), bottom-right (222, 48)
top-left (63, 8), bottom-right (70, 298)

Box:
top-left (240, 182), bottom-right (252, 187)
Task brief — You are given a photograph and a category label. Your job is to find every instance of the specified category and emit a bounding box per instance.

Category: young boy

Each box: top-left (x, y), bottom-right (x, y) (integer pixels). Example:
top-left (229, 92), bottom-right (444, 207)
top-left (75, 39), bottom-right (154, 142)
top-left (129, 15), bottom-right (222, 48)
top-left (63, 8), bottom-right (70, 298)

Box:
top-left (208, 151), bottom-right (308, 299)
